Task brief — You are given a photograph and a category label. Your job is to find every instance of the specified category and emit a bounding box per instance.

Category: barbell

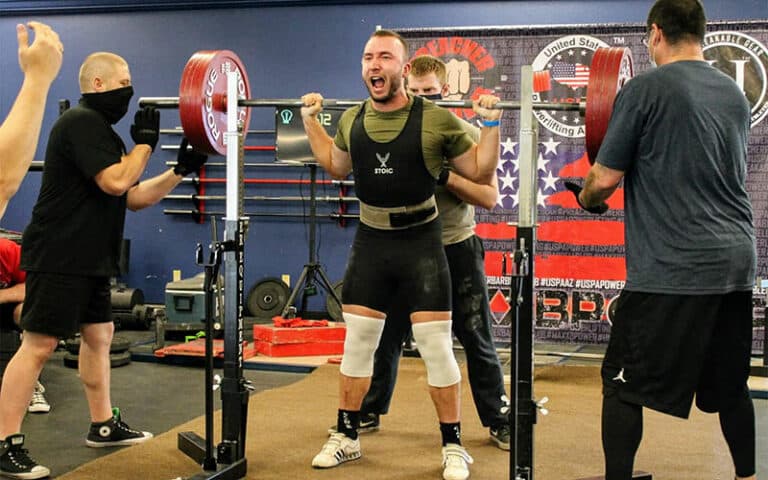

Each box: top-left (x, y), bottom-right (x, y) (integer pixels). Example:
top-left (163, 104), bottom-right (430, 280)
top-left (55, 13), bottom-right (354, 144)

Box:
top-left (138, 47), bottom-right (633, 162)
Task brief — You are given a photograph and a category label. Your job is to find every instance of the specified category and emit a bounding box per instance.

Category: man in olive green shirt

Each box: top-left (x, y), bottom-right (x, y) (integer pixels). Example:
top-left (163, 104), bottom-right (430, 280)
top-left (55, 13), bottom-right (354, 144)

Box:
top-left (301, 29), bottom-right (501, 480)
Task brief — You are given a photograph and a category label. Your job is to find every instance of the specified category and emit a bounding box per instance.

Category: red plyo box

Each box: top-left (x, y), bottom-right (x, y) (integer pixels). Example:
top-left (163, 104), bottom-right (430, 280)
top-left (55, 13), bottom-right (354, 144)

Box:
top-left (252, 321), bottom-right (346, 357)
top-left (253, 321), bottom-right (346, 344)
top-left (253, 340), bottom-right (345, 357)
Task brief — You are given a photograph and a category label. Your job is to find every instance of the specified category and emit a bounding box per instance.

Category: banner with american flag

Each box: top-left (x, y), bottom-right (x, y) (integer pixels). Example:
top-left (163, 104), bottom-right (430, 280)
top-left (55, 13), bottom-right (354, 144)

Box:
top-left (399, 21), bottom-right (767, 355)
top-left (550, 61), bottom-right (591, 89)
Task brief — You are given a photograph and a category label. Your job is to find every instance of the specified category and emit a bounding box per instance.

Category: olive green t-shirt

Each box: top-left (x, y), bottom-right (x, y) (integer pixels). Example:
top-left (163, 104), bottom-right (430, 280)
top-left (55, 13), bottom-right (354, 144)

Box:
top-left (436, 119), bottom-right (481, 245)
top-left (334, 95), bottom-right (474, 178)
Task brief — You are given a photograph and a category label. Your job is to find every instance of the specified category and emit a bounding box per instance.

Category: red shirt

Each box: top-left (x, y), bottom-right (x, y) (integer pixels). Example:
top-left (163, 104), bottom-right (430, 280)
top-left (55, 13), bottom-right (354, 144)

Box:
top-left (0, 238), bottom-right (25, 288)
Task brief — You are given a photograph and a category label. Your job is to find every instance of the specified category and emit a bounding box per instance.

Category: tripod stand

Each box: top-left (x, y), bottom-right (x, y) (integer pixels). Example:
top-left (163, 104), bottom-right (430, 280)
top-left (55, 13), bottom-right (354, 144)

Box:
top-left (281, 162), bottom-right (341, 318)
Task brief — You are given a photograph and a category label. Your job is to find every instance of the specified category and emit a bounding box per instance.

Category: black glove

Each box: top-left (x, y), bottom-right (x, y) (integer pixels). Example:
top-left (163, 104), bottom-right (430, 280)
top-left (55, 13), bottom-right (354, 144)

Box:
top-left (436, 167), bottom-right (451, 186)
top-left (174, 138), bottom-right (208, 176)
top-left (130, 106), bottom-right (160, 151)
top-left (564, 181), bottom-right (608, 214)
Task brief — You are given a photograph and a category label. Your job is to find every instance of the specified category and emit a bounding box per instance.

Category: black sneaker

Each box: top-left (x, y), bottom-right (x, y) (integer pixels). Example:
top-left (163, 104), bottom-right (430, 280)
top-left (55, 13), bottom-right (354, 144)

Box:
top-left (327, 412), bottom-right (380, 435)
top-left (0, 434), bottom-right (50, 479)
top-left (85, 407), bottom-right (153, 448)
top-left (490, 424), bottom-right (510, 450)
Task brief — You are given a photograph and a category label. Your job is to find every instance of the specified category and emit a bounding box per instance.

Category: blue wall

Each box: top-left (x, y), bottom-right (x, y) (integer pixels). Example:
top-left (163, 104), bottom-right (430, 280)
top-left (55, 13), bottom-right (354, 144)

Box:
top-left (1, 1), bottom-right (766, 304)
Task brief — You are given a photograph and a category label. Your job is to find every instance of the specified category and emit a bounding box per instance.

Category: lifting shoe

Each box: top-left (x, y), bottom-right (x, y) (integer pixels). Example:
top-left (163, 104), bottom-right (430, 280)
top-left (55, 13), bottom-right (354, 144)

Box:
top-left (442, 443), bottom-right (473, 480)
top-left (311, 432), bottom-right (361, 468)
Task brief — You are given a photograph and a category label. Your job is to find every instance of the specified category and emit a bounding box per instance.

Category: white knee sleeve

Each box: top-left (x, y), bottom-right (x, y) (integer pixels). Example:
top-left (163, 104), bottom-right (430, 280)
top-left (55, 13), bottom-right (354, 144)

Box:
top-left (340, 312), bottom-right (386, 377)
top-left (411, 320), bottom-right (461, 387)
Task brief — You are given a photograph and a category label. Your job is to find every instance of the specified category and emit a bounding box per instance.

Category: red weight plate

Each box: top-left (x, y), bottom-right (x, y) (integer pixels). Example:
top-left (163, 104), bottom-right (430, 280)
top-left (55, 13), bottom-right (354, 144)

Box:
top-left (533, 69), bottom-right (551, 93)
top-left (592, 48), bottom-right (622, 162)
top-left (180, 50), bottom-right (251, 155)
top-left (182, 50), bottom-right (251, 155)
top-left (180, 51), bottom-right (228, 155)
top-left (179, 52), bottom-right (212, 152)
top-left (585, 48), bottom-right (610, 164)
top-left (585, 47), bottom-right (634, 164)
top-left (179, 50), bottom-right (251, 155)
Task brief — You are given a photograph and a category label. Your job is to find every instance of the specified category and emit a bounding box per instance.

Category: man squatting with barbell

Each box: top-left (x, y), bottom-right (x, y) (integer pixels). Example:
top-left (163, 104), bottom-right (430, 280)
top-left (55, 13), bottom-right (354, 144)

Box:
top-left (327, 53), bottom-right (511, 452)
top-left (566, 0), bottom-right (758, 479)
top-left (301, 29), bottom-right (502, 480)
top-left (0, 51), bottom-right (208, 480)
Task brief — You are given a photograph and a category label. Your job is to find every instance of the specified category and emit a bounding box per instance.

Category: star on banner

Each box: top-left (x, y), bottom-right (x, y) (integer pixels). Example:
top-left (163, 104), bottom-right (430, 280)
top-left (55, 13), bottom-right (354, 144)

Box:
top-left (537, 188), bottom-right (550, 208)
top-left (541, 170), bottom-right (560, 192)
top-left (541, 137), bottom-right (561, 155)
top-left (509, 190), bottom-right (519, 209)
top-left (499, 170), bottom-right (516, 191)
top-left (537, 153), bottom-right (550, 173)
top-left (500, 137), bottom-right (517, 156)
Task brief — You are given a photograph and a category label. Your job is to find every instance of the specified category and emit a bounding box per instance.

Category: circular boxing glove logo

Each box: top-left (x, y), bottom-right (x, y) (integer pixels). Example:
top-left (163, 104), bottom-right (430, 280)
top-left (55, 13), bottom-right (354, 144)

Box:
top-left (411, 36), bottom-right (504, 121)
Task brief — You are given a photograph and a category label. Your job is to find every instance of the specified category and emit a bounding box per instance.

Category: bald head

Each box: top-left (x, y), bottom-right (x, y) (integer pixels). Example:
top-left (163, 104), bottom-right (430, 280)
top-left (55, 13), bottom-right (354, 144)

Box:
top-left (79, 52), bottom-right (131, 93)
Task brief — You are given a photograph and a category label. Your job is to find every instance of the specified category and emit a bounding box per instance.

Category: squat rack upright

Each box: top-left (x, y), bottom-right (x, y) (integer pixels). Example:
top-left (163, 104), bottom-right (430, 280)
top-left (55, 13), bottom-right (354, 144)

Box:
top-left (177, 70), bottom-right (251, 480)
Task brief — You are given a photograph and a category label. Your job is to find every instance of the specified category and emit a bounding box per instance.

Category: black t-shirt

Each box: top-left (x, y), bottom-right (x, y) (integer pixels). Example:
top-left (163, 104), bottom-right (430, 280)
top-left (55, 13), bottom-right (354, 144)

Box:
top-left (21, 101), bottom-right (127, 277)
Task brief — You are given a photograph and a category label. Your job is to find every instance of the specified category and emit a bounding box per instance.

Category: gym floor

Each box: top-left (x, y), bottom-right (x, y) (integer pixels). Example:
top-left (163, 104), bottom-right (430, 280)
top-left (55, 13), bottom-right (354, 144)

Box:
top-left (6, 329), bottom-right (768, 479)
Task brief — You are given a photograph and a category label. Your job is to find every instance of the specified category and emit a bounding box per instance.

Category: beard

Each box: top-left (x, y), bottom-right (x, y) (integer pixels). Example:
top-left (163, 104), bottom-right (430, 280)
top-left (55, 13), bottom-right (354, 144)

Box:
top-left (367, 76), bottom-right (402, 104)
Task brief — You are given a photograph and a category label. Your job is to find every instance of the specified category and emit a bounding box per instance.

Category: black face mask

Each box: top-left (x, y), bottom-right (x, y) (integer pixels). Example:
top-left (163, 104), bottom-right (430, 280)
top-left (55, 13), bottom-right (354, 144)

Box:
top-left (421, 93), bottom-right (443, 101)
top-left (81, 85), bottom-right (134, 124)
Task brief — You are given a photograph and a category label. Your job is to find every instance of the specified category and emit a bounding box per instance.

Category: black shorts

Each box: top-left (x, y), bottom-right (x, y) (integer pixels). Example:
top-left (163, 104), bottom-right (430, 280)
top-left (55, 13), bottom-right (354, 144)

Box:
top-left (342, 220), bottom-right (451, 314)
top-left (0, 302), bottom-right (20, 331)
top-left (601, 290), bottom-right (753, 418)
top-left (20, 272), bottom-right (112, 338)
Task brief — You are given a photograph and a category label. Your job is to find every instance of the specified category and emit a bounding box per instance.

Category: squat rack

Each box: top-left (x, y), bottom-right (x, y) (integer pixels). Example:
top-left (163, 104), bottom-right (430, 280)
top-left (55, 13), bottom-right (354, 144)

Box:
top-left (172, 65), bottom-right (546, 480)
top-left (164, 62), bottom-right (647, 480)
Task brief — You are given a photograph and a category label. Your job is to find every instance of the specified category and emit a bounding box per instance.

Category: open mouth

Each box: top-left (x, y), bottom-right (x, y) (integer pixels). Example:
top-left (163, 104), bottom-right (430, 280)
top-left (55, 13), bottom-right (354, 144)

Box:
top-left (370, 76), bottom-right (385, 90)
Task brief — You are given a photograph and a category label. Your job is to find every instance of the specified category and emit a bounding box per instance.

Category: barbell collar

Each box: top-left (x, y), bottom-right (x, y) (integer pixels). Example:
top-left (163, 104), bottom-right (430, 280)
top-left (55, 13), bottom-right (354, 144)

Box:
top-left (139, 96), bottom-right (583, 112)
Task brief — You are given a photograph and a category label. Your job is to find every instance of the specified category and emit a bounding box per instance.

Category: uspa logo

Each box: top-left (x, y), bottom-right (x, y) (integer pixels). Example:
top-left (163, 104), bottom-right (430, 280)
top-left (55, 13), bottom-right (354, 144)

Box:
top-left (703, 31), bottom-right (768, 128)
top-left (531, 35), bottom-right (609, 138)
